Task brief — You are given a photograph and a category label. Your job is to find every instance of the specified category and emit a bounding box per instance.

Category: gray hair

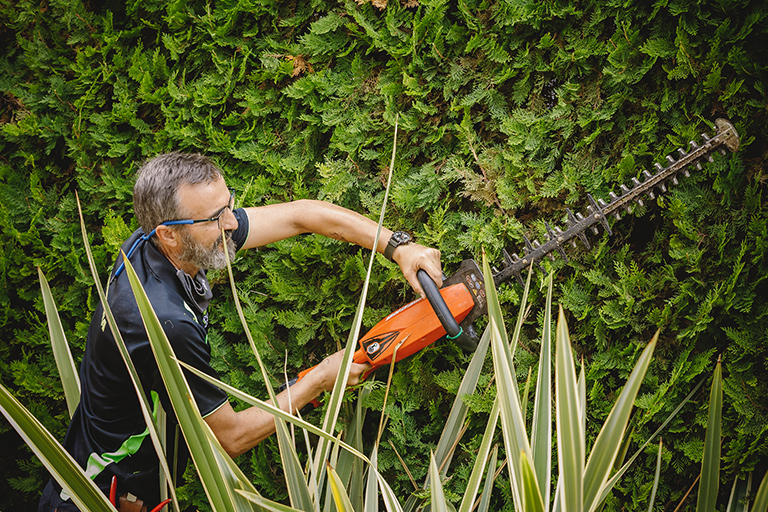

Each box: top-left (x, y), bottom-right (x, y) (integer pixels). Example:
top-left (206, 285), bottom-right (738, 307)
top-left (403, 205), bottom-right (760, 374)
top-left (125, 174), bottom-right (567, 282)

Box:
top-left (133, 152), bottom-right (223, 235)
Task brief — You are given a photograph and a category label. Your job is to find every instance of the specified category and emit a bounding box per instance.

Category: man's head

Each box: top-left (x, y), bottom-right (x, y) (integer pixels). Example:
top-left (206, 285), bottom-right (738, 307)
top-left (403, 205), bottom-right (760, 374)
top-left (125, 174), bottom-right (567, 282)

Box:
top-left (133, 152), bottom-right (237, 273)
top-left (134, 152), bottom-right (223, 233)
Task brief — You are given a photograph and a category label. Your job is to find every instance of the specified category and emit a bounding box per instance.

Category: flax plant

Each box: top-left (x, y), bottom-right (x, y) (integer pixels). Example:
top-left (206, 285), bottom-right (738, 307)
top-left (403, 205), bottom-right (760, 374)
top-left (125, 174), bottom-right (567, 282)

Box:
top-left (3, 232), bottom-right (768, 512)
top-left (5, 134), bottom-right (768, 512)
top-left (478, 251), bottom-right (659, 512)
top-left (38, 268), bottom-right (80, 419)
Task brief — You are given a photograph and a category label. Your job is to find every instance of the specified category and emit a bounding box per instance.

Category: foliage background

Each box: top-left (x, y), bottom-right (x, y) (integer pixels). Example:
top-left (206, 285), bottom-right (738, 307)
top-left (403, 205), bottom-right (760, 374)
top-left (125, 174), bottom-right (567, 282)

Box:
top-left (1, 0), bottom-right (766, 510)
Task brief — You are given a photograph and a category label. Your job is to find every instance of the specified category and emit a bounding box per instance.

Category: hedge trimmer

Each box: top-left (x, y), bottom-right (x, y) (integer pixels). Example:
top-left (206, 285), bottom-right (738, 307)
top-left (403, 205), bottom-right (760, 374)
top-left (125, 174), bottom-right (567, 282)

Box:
top-left (287, 118), bottom-right (739, 386)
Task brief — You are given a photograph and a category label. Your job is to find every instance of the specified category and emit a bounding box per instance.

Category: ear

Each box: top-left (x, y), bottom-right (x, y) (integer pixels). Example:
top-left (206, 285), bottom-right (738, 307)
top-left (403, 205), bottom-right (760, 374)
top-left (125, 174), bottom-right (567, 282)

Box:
top-left (154, 224), bottom-right (182, 249)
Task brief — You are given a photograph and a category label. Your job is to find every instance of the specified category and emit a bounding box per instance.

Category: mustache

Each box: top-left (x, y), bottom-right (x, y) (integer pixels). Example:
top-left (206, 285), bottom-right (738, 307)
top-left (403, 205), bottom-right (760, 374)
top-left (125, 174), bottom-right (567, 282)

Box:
top-left (214, 230), bottom-right (234, 247)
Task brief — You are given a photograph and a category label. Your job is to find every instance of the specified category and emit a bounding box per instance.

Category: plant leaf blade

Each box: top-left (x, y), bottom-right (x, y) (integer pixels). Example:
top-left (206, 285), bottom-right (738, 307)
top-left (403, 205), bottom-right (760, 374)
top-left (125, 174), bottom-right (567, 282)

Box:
top-left (38, 267), bottom-right (81, 418)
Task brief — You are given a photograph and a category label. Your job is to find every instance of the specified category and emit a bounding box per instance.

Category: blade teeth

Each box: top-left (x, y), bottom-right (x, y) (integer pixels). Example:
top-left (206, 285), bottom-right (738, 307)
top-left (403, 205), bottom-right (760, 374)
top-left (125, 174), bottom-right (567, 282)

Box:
top-left (644, 170), bottom-right (654, 180)
top-left (706, 154), bottom-right (714, 163)
top-left (666, 155), bottom-right (676, 165)
top-left (625, 204), bottom-right (632, 214)
top-left (632, 177), bottom-right (641, 187)
top-left (609, 191), bottom-right (618, 202)
top-left (719, 148), bottom-right (727, 156)
top-left (648, 190), bottom-right (656, 199)
top-left (523, 235), bottom-right (534, 253)
top-left (598, 198), bottom-right (607, 208)
top-left (654, 163), bottom-right (664, 172)
top-left (637, 198), bottom-right (645, 207)
top-left (678, 148), bottom-right (687, 158)
top-left (503, 249), bottom-right (515, 266)
top-left (695, 161), bottom-right (703, 170)
top-left (614, 211), bottom-right (621, 220)
top-left (571, 240), bottom-right (578, 248)
top-left (591, 226), bottom-right (599, 235)
top-left (576, 212), bottom-right (585, 221)
top-left (689, 140), bottom-right (699, 151)
top-left (684, 169), bottom-right (691, 177)
top-left (620, 184), bottom-right (630, 194)
top-left (672, 176), bottom-right (679, 185)
top-left (660, 182), bottom-right (667, 193)
top-left (701, 132), bottom-right (711, 142)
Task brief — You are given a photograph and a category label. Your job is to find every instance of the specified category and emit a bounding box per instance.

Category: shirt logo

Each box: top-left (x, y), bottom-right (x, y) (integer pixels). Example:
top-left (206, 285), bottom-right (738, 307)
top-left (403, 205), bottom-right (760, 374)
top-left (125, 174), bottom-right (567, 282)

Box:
top-left (183, 301), bottom-right (199, 326)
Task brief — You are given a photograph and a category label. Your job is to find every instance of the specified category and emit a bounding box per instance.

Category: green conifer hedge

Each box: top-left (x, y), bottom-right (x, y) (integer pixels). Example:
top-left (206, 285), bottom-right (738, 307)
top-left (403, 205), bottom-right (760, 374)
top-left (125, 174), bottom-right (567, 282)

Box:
top-left (1, 0), bottom-right (766, 509)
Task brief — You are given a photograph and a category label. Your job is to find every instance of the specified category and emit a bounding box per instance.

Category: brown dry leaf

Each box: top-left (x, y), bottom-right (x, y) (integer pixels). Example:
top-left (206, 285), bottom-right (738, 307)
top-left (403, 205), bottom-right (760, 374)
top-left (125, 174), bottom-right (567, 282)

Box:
top-left (355, 0), bottom-right (392, 8)
top-left (402, 0), bottom-right (419, 7)
top-left (286, 55), bottom-right (313, 77)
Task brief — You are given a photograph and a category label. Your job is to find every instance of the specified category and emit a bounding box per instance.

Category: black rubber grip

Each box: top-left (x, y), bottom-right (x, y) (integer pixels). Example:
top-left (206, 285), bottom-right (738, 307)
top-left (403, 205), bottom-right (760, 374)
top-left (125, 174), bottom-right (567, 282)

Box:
top-left (417, 269), bottom-right (477, 352)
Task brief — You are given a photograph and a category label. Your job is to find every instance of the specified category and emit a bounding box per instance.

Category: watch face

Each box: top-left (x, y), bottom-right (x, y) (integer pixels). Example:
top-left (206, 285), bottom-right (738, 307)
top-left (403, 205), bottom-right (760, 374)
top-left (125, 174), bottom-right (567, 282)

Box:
top-left (391, 231), bottom-right (411, 246)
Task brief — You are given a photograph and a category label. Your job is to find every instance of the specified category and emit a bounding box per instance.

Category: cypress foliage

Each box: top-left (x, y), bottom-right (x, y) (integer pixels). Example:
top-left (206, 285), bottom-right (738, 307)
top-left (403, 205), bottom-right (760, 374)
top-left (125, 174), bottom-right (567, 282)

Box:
top-left (1, 0), bottom-right (766, 509)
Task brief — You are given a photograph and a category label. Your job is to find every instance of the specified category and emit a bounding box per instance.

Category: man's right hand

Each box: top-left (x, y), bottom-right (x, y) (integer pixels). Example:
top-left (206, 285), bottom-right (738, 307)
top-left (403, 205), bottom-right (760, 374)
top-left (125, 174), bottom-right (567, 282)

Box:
top-left (310, 350), bottom-right (370, 392)
top-left (205, 348), bottom-right (369, 458)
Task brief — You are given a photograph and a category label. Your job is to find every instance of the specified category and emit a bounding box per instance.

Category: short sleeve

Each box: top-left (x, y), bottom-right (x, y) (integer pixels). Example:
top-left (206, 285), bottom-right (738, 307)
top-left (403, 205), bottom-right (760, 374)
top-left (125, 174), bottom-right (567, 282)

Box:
top-left (154, 317), bottom-right (228, 417)
top-left (232, 208), bottom-right (250, 250)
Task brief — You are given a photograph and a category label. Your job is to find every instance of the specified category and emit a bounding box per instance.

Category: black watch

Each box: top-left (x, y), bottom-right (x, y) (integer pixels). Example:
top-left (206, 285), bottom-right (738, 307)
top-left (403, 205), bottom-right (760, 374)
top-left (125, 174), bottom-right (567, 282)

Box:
top-left (384, 231), bottom-right (411, 262)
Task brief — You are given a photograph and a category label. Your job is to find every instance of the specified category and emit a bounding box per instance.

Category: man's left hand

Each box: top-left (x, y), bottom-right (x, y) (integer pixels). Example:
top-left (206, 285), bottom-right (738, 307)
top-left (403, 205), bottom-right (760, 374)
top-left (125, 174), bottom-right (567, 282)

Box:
top-left (391, 243), bottom-right (443, 297)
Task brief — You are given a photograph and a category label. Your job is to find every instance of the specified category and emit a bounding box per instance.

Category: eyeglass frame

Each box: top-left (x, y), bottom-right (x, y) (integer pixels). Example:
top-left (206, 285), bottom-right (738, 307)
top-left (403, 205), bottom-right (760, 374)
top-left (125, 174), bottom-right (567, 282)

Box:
top-left (160, 189), bottom-right (236, 231)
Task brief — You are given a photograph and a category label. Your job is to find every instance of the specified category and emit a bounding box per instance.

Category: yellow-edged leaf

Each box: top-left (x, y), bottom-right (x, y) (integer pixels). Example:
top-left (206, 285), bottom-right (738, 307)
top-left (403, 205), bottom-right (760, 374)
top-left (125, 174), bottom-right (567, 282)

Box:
top-left (555, 306), bottom-right (583, 512)
top-left (584, 332), bottom-right (657, 512)
top-left (328, 462), bottom-right (355, 512)
top-left (429, 452), bottom-right (449, 512)
top-left (75, 195), bottom-right (181, 510)
top-left (38, 267), bottom-right (81, 418)
top-left (648, 439), bottom-right (663, 512)
top-left (483, 252), bottom-right (532, 511)
top-left (0, 383), bottom-right (114, 512)
top-left (521, 451), bottom-right (546, 512)
top-left (531, 272), bottom-right (554, 510)
top-left (752, 469), bottom-right (768, 512)
top-left (696, 359), bottom-right (722, 512)
top-left (458, 397), bottom-right (500, 512)
top-left (123, 257), bottom-right (258, 511)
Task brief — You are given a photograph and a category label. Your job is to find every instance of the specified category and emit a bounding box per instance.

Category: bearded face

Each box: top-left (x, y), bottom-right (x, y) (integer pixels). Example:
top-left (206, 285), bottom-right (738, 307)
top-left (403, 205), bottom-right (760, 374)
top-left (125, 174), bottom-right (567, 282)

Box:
top-left (178, 227), bottom-right (237, 270)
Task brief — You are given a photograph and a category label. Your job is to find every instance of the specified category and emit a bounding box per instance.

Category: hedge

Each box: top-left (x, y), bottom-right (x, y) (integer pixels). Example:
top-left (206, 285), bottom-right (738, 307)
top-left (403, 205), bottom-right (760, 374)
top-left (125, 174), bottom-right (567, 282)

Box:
top-left (1, 0), bottom-right (766, 510)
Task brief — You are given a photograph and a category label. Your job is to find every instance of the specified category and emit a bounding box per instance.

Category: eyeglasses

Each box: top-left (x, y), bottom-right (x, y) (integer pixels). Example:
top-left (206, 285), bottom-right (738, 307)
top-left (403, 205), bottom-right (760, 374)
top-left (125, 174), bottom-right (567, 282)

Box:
top-left (113, 189), bottom-right (236, 280)
top-left (161, 189), bottom-right (236, 231)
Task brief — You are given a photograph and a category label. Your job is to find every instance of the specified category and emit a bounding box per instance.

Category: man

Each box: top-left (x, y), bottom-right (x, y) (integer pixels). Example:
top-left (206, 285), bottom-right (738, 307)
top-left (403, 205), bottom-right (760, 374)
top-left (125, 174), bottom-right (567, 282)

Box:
top-left (39, 152), bottom-right (443, 511)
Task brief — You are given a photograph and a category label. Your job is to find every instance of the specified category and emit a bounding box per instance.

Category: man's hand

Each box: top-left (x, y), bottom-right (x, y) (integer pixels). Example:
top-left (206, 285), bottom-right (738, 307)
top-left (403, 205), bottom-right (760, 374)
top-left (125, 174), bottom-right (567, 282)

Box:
top-left (391, 243), bottom-right (443, 297)
top-left (205, 349), bottom-right (369, 458)
top-left (309, 350), bottom-right (370, 392)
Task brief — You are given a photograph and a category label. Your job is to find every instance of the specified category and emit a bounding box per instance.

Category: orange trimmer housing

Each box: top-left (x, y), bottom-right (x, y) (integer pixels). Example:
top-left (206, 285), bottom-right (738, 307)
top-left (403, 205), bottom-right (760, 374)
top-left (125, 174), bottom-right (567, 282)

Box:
top-left (356, 282), bottom-right (477, 372)
top-left (289, 259), bottom-right (487, 389)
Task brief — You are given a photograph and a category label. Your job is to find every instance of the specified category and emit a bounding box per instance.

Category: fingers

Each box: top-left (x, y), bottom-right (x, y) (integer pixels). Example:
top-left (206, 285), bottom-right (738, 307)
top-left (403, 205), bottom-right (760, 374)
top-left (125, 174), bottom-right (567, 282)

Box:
top-left (316, 351), bottom-right (370, 390)
top-left (393, 243), bottom-right (443, 296)
top-left (346, 361), bottom-right (371, 387)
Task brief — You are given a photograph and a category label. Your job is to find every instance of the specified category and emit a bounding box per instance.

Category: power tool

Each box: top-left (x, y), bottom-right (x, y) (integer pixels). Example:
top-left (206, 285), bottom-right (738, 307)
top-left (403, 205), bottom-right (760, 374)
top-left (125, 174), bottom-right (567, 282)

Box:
top-left (286, 118), bottom-right (740, 388)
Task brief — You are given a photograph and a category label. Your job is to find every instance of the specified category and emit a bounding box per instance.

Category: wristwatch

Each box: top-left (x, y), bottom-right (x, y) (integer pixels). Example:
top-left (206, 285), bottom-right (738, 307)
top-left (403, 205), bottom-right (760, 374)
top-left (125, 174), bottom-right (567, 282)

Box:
top-left (384, 231), bottom-right (411, 262)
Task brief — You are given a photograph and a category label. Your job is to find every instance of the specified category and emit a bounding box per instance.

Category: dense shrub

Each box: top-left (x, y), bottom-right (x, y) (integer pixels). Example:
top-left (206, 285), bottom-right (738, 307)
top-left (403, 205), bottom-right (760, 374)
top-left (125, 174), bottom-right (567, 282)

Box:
top-left (1, 0), bottom-right (766, 510)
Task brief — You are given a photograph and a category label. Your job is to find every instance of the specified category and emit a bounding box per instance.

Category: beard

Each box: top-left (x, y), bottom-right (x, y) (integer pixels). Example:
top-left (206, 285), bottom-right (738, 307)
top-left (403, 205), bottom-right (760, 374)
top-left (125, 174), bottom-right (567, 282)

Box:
top-left (178, 229), bottom-right (237, 271)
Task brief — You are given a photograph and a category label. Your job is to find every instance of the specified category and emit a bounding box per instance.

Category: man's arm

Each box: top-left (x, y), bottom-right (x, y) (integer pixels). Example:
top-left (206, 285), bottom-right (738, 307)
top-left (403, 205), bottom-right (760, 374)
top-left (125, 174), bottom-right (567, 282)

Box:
top-left (240, 199), bottom-right (442, 295)
top-left (204, 351), bottom-right (368, 458)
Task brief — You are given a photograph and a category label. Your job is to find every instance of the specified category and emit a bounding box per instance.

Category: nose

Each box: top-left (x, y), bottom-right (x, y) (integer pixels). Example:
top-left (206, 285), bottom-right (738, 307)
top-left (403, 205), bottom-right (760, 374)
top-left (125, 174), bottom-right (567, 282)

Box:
top-left (219, 207), bottom-right (239, 231)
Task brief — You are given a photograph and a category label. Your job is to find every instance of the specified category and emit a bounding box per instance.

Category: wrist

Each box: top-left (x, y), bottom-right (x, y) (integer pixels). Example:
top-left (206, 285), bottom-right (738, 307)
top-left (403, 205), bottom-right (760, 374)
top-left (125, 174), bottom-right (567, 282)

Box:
top-left (383, 230), bottom-right (411, 262)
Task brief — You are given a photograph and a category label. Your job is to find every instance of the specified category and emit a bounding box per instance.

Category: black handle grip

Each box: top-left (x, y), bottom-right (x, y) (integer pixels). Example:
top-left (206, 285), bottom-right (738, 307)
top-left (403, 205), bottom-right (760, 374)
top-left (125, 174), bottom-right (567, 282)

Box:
top-left (417, 269), bottom-right (477, 352)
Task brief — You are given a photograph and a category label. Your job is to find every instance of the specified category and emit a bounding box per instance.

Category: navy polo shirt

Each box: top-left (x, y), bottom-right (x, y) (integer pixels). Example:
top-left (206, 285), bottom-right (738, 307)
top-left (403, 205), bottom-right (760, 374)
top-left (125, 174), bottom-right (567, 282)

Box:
top-left (39, 208), bottom-right (250, 511)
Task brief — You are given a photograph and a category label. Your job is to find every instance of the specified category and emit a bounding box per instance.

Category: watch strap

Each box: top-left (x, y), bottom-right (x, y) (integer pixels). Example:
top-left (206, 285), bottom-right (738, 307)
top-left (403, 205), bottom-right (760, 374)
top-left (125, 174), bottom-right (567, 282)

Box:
top-left (384, 231), bottom-right (411, 262)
